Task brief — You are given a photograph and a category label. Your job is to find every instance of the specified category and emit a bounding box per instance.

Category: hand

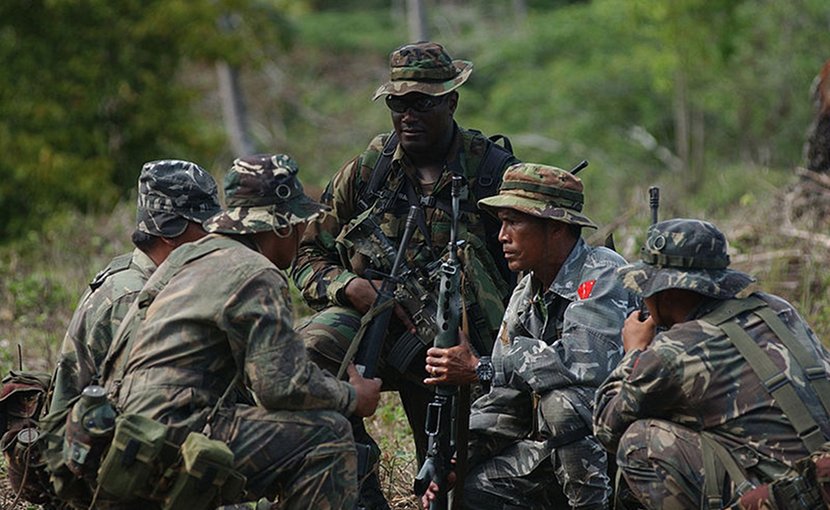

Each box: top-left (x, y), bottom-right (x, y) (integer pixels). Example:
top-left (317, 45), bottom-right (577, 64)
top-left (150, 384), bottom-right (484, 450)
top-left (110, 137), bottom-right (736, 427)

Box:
top-left (622, 310), bottom-right (657, 353)
top-left (424, 328), bottom-right (478, 385)
top-left (419, 470), bottom-right (457, 509)
top-left (347, 363), bottom-right (382, 417)
top-left (344, 278), bottom-right (416, 333)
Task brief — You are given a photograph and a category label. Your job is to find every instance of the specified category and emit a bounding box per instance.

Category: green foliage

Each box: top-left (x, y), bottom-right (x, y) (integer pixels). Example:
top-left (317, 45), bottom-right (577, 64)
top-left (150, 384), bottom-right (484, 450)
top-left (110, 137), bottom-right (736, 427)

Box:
top-left (0, 0), bottom-right (291, 241)
top-left (680, 163), bottom-right (792, 217)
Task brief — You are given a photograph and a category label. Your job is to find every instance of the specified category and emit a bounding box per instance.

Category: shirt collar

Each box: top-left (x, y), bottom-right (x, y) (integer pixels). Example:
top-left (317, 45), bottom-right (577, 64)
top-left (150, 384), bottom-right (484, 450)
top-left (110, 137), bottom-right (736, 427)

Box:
top-left (530, 238), bottom-right (589, 302)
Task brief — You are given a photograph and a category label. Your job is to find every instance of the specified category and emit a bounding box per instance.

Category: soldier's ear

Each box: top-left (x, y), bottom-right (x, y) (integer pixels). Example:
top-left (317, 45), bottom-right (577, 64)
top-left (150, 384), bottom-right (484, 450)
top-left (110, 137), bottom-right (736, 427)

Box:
top-left (446, 91), bottom-right (459, 115)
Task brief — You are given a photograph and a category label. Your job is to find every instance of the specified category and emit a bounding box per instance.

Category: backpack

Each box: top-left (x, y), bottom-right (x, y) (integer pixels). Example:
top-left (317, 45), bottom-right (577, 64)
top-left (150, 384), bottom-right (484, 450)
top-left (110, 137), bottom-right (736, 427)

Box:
top-left (0, 370), bottom-right (53, 505)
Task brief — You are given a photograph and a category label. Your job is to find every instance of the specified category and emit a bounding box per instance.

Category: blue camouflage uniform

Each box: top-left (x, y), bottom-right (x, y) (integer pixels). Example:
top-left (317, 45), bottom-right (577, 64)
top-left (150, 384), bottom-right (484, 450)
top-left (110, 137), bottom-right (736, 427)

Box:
top-left (466, 163), bottom-right (637, 510)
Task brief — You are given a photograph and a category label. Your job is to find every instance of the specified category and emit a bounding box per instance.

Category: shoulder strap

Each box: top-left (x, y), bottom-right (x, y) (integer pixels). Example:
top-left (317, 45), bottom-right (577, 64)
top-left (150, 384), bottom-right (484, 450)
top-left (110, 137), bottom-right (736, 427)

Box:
top-left (356, 132), bottom-right (399, 214)
top-left (701, 431), bottom-right (754, 508)
top-left (472, 134), bottom-right (515, 202)
top-left (89, 252), bottom-right (134, 292)
top-left (701, 297), bottom-right (829, 452)
top-left (106, 238), bottom-right (235, 393)
top-left (473, 134), bottom-right (517, 287)
top-left (752, 305), bottom-right (830, 423)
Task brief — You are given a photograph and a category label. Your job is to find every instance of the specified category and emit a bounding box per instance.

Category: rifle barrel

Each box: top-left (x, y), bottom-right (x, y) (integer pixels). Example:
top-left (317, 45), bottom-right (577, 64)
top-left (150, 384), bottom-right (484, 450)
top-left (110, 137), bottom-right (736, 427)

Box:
top-left (569, 160), bottom-right (589, 175)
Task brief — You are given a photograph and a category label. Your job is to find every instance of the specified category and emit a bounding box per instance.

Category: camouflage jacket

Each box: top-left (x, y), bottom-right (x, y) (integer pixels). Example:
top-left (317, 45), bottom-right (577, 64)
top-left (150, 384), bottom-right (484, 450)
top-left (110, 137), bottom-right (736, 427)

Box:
top-left (49, 249), bottom-right (156, 414)
top-left (103, 234), bottom-right (355, 436)
top-left (291, 126), bottom-right (517, 344)
top-left (470, 239), bottom-right (634, 451)
top-left (594, 292), bottom-right (830, 478)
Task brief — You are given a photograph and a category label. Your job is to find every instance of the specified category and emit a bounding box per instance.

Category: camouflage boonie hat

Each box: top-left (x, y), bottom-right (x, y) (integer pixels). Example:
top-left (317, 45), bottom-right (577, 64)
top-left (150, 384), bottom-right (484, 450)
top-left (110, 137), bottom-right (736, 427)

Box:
top-left (477, 162), bottom-right (597, 228)
top-left (371, 41), bottom-right (473, 100)
top-left (203, 154), bottom-right (326, 235)
top-left (617, 218), bottom-right (755, 299)
top-left (136, 160), bottom-right (221, 237)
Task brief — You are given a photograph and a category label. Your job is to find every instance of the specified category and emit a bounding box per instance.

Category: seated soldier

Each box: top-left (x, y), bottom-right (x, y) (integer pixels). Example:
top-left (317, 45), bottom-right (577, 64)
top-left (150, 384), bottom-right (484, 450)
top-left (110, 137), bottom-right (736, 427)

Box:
top-left (102, 154), bottom-right (382, 509)
top-left (50, 159), bottom-right (220, 415)
top-left (594, 218), bottom-right (830, 509)
top-left (426, 163), bottom-right (636, 510)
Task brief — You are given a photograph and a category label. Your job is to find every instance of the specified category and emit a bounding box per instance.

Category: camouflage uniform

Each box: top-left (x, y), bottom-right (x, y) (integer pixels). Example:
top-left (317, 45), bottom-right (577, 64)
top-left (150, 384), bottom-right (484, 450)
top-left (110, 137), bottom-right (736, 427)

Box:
top-left (290, 41), bottom-right (517, 492)
top-left (103, 155), bottom-right (358, 509)
top-left (48, 159), bottom-right (220, 417)
top-left (49, 249), bottom-right (155, 414)
top-left (594, 219), bottom-right (830, 510)
top-left (466, 164), bottom-right (636, 510)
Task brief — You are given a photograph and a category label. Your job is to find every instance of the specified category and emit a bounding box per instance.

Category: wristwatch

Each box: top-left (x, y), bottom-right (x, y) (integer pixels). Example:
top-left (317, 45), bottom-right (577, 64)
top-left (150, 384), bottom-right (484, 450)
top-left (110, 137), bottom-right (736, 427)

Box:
top-left (475, 356), bottom-right (494, 387)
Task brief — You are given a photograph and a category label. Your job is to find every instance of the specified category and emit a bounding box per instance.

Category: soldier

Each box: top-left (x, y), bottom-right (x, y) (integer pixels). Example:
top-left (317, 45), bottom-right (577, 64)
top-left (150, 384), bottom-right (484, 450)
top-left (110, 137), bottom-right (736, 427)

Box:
top-left (438, 163), bottom-right (636, 510)
top-left (48, 159), bottom-right (221, 417)
top-left (291, 41), bottom-right (518, 508)
top-left (594, 218), bottom-right (830, 509)
top-left (102, 154), bottom-right (382, 509)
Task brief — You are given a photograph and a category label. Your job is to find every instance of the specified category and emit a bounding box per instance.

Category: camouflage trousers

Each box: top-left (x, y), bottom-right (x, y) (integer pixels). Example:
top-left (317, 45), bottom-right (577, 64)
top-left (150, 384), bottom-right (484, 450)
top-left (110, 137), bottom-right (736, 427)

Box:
top-left (616, 419), bottom-right (742, 510)
top-left (466, 390), bottom-right (610, 510)
top-left (210, 405), bottom-right (357, 510)
top-left (298, 306), bottom-right (434, 463)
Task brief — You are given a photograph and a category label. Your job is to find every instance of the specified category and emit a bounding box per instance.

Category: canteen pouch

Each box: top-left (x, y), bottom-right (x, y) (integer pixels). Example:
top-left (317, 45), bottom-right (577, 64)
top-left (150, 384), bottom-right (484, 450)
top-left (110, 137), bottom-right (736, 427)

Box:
top-left (97, 413), bottom-right (169, 500)
top-left (163, 431), bottom-right (245, 509)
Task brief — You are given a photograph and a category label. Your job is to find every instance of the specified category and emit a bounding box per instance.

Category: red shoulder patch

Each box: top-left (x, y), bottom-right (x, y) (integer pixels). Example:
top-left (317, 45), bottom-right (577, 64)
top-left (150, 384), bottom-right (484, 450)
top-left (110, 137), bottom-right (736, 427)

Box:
top-left (577, 279), bottom-right (596, 300)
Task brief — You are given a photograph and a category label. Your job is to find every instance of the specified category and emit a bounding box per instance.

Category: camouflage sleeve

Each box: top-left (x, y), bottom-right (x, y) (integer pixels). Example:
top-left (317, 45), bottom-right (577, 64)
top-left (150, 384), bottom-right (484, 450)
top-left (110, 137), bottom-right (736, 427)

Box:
top-left (496, 260), bottom-right (629, 394)
top-left (593, 343), bottom-right (685, 453)
top-left (291, 155), bottom-right (363, 310)
top-left (223, 268), bottom-right (356, 415)
top-left (50, 287), bottom-right (135, 412)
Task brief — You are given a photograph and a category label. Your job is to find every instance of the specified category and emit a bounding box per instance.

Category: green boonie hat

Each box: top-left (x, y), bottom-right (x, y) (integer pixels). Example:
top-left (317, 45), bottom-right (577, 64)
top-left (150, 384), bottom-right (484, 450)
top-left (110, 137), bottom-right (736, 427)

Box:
top-left (203, 154), bottom-right (326, 235)
top-left (136, 160), bottom-right (221, 238)
top-left (617, 218), bottom-right (755, 299)
top-left (477, 162), bottom-right (597, 228)
top-left (371, 41), bottom-right (473, 101)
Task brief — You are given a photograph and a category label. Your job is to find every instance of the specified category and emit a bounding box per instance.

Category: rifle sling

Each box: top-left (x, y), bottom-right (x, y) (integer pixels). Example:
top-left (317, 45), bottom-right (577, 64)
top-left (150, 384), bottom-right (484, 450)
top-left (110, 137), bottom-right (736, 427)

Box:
top-left (337, 298), bottom-right (396, 380)
top-left (451, 287), bottom-right (473, 510)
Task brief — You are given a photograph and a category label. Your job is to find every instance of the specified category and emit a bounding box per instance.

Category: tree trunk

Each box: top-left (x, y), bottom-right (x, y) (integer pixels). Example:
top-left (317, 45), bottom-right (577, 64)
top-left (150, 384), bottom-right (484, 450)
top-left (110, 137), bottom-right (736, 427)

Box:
top-left (691, 106), bottom-right (705, 191)
top-left (407, 0), bottom-right (429, 42)
top-left (513, 0), bottom-right (527, 25)
top-left (216, 61), bottom-right (254, 157)
top-left (673, 68), bottom-right (691, 178)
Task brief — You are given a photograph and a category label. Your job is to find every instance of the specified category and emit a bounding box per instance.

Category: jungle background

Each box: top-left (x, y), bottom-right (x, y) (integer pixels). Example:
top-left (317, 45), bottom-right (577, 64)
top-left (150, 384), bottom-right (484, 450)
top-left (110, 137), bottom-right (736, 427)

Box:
top-left (2, 0), bottom-right (830, 508)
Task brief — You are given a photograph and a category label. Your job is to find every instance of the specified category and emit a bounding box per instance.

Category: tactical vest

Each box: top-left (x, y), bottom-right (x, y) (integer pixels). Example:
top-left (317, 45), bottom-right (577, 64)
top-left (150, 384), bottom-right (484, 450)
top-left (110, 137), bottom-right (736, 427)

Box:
top-left (332, 130), bottom-right (518, 370)
top-left (353, 130), bottom-right (516, 284)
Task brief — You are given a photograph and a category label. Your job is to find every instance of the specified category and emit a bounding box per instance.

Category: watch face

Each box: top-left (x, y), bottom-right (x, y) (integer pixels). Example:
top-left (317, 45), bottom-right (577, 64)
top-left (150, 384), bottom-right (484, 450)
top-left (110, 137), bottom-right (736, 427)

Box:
top-left (476, 358), bottom-right (494, 382)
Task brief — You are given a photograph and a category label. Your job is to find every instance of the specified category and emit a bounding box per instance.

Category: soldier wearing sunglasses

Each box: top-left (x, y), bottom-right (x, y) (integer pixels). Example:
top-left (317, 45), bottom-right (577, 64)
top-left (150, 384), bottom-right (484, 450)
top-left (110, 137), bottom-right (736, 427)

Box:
top-left (291, 41), bottom-right (519, 509)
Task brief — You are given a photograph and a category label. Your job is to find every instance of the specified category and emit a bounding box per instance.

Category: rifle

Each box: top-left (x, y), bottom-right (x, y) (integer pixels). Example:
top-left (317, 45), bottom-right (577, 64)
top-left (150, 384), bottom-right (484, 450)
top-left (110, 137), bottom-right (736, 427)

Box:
top-left (338, 208), bottom-right (443, 376)
top-left (638, 186), bottom-right (660, 320)
top-left (353, 205), bottom-right (420, 378)
top-left (349, 206), bottom-right (420, 510)
top-left (414, 175), bottom-right (465, 510)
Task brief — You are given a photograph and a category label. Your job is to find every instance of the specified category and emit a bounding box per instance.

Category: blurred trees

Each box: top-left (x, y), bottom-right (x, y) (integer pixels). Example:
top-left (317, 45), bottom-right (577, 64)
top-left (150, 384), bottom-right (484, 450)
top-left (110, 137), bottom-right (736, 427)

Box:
top-left (0, 0), bottom-right (291, 240)
top-left (1, 0), bottom-right (828, 241)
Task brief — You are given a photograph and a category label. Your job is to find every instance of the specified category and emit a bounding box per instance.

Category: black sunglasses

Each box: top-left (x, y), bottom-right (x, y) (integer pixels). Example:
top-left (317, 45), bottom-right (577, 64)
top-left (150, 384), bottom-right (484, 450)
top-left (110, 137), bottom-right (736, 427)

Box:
top-left (385, 94), bottom-right (446, 113)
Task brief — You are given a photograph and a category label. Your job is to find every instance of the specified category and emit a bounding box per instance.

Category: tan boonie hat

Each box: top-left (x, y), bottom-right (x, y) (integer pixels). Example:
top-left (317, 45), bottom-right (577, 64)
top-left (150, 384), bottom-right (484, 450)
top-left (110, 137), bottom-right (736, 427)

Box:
top-left (372, 41), bottom-right (473, 101)
top-left (478, 162), bottom-right (597, 228)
